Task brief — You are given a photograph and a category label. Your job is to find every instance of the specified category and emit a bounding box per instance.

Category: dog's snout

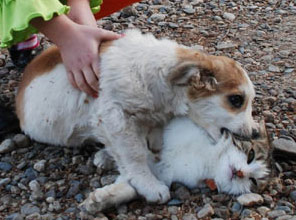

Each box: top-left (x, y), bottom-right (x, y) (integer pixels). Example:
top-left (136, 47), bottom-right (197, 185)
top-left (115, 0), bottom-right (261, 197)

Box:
top-left (251, 128), bottom-right (260, 139)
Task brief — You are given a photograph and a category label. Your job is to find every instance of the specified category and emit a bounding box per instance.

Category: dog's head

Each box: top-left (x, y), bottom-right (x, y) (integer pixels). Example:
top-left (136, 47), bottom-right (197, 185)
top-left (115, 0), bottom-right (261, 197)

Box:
top-left (169, 48), bottom-right (258, 141)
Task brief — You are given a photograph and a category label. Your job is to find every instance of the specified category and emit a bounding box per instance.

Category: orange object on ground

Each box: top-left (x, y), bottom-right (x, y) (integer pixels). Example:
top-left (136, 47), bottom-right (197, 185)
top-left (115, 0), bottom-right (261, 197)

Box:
top-left (95, 0), bottom-right (141, 19)
top-left (205, 179), bottom-right (217, 191)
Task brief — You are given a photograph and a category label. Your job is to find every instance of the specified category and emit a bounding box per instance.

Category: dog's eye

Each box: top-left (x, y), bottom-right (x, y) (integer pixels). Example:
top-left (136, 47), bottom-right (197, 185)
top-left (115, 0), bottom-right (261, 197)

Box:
top-left (247, 149), bottom-right (255, 164)
top-left (249, 177), bottom-right (257, 186)
top-left (228, 95), bottom-right (244, 108)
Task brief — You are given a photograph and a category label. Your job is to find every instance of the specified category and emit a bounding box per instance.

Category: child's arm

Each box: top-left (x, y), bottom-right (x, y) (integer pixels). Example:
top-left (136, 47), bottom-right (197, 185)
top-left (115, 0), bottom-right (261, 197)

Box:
top-left (67, 0), bottom-right (97, 27)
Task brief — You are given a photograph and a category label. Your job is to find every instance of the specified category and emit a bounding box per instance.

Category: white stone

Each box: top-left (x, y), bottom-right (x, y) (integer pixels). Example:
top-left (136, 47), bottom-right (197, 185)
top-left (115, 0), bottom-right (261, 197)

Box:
top-left (223, 12), bottom-right (236, 21)
top-left (237, 193), bottom-right (264, 206)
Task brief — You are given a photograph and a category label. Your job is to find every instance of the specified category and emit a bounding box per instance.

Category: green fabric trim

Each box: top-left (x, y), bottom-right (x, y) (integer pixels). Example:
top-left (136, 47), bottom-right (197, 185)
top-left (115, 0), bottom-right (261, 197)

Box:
top-left (0, 0), bottom-right (70, 48)
top-left (90, 0), bottom-right (103, 14)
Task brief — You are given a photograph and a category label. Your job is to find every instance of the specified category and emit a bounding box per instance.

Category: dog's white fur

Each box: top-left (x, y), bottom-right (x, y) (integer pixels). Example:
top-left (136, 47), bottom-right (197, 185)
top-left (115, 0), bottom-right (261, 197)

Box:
top-left (17, 30), bottom-right (257, 203)
top-left (81, 117), bottom-right (269, 213)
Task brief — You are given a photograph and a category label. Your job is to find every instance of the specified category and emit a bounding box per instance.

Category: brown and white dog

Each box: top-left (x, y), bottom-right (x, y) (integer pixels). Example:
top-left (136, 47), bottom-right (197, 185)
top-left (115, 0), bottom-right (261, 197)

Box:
top-left (16, 30), bottom-right (258, 203)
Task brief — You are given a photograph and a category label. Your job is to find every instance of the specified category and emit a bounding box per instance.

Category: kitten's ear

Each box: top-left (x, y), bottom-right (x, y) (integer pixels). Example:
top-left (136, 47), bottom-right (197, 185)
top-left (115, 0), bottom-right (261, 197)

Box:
top-left (168, 62), bottom-right (200, 86)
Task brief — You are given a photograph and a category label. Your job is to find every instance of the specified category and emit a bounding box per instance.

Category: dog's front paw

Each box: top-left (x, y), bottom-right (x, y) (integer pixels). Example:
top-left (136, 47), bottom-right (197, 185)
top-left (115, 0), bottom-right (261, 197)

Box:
top-left (130, 175), bottom-right (170, 204)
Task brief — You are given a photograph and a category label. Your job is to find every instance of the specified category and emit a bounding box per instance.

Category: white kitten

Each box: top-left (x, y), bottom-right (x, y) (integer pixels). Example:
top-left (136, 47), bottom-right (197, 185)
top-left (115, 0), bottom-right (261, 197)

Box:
top-left (81, 117), bottom-right (269, 214)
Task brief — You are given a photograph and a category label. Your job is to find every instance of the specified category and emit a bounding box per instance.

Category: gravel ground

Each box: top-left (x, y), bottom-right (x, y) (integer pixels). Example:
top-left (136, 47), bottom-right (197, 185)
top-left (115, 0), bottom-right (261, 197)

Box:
top-left (0, 0), bottom-right (296, 219)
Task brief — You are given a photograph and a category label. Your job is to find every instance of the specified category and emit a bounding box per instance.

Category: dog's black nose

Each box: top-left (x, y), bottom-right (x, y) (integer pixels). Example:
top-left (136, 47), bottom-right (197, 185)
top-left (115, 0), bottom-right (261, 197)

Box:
top-left (251, 128), bottom-right (260, 139)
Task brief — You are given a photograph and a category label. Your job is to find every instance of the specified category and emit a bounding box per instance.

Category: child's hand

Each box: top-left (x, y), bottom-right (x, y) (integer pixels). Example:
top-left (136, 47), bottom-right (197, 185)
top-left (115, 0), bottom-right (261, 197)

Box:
top-left (31, 15), bottom-right (121, 97)
top-left (59, 25), bottom-right (120, 97)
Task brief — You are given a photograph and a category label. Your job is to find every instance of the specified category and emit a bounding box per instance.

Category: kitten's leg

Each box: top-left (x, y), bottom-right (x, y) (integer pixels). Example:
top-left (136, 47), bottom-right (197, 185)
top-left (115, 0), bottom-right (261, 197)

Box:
top-left (80, 179), bottom-right (137, 214)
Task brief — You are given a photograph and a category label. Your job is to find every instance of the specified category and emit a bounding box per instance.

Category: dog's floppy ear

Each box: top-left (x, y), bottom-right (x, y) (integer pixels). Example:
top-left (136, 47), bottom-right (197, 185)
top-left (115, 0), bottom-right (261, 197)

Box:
top-left (169, 61), bottom-right (218, 92)
top-left (169, 62), bottom-right (200, 86)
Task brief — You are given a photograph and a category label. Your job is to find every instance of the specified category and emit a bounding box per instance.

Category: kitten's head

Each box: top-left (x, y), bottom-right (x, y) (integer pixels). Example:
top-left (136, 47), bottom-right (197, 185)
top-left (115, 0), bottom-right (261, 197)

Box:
top-left (214, 120), bottom-right (271, 195)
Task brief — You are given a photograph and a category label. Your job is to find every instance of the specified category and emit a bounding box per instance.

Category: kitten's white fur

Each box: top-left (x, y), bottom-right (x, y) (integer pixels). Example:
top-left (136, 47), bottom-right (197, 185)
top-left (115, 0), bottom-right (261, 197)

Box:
top-left (81, 117), bottom-right (268, 213)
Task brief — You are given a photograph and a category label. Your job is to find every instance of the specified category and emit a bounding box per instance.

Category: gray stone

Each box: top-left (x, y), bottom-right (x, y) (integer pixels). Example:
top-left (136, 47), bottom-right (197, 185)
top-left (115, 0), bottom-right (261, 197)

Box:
top-left (272, 138), bottom-right (296, 155)
top-left (66, 180), bottom-right (81, 198)
top-left (289, 191), bottom-right (296, 201)
top-left (168, 199), bottom-right (183, 206)
top-left (149, 14), bottom-right (166, 22)
top-left (175, 185), bottom-right (190, 200)
top-left (5, 213), bottom-right (23, 220)
top-left (29, 180), bottom-right (43, 200)
top-left (0, 139), bottom-right (15, 153)
top-left (48, 201), bottom-right (62, 212)
top-left (33, 160), bottom-right (46, 172)
top-left (267, 210), bottom-right (286, 218)
top-left (216, 42), bottom-right (237, 50)
top-left (231, 202), bottom-right (242, 214)
top-left (223, 12), bottom-right (236, 21)
top-left (257, 206), bottom-right (270, 216)
top-left (75, 193), bottom-right (84, 202)
top-left (268, 65), bottom-right (281, 73)
top-left (275, 215), bottom-right (294, 220)
top-left (0, 162), bottom-right (12, 172)
top-left (168, 22), bottom-right (179, 28)
top-left (24, 168), bottom-right (38, 181)
top-left (191, 45), bottom-right (204, 51)
top-left (171, 215), bottom-right (178, 220)
top-left (237, 193), bottom-right (264, 206)
top-left (284, 68), bottom-right (294, 74)
top-left (197, 204), bottom-right (214, 218)
top-left (182, 213), bottom-right (197, 220)
top-left (0, 178), bottom-right (11, 186)
top-left (13, 134), bottom-right (30, 148)
top-left (183, 7), bottom-right (195, 14)
top-left (25, 213), bottom-right (41, 220)
top-left (168, 206), bottom-right (179, 215)
top-left (21, 203), bottom-right (40, 216)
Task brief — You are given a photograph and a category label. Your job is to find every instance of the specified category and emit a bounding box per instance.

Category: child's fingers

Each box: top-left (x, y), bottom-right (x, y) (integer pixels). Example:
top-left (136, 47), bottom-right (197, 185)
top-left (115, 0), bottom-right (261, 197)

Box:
top-left (82, 66), bottom-right (99, 92)
top-left (91, 58), bottom-right (100, 79)
top-left (98, 29), bottom-right (121, 41)
top-left (67, 71), bottom-right (78, 89)
top-left (73, 69), bottom-right (97, 97)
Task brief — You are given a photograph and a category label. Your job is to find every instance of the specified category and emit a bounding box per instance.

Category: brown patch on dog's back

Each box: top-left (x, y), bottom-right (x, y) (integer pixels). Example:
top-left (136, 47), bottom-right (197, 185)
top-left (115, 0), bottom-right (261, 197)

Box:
top-left (99, 41), bottom-right (113, 55)
top-left (16, 46), bottom-right (62, 127)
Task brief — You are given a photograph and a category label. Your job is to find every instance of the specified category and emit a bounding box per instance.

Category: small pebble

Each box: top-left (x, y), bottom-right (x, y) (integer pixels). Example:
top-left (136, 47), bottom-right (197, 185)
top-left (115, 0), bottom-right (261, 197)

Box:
top-left (0, 162), bottom-right (12, 172)
top-left (197, 204), bottom-right (214, 218)
top-left (237, 193), bottom-right (264, 206)
top-left (13, 134), bottom-right (30, 148)
top-left (0, 139), bottom-right (15, 154)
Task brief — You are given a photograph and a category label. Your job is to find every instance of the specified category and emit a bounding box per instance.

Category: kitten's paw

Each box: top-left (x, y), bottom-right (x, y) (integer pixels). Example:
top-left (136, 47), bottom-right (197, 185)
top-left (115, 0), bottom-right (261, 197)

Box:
top-left (130, 175), bottom-right (170, 204)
